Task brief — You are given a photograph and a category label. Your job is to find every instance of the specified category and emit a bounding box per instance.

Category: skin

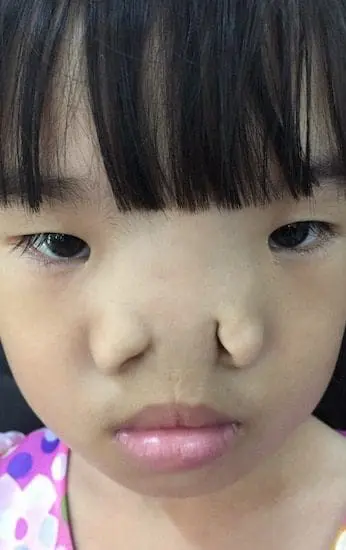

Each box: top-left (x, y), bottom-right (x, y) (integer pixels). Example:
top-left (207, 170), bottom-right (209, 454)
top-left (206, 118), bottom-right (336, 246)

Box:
top-left (1, 33), bottom-right (346, 549)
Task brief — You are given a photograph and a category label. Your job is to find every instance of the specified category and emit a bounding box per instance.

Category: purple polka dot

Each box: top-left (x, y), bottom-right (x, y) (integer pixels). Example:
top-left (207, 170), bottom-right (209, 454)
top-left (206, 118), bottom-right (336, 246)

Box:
top-left (41, 434), bottom-right (60, 454)
top-left (15, 518), bottom-right (28, 540)
top-left (7, 452), bottom-right (33, 479)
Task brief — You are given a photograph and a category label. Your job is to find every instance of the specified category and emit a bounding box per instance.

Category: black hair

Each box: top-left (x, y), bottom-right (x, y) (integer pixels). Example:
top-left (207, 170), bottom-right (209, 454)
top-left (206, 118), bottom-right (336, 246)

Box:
top-left (2, 0), bottom-right (346, 213)
top-left (0, 0), bottom-right (345, 426)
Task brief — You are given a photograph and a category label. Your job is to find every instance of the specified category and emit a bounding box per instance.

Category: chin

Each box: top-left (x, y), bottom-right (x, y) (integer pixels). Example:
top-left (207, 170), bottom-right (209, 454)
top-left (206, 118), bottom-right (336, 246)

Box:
top-left (108, 461), bottom-right (243, 499)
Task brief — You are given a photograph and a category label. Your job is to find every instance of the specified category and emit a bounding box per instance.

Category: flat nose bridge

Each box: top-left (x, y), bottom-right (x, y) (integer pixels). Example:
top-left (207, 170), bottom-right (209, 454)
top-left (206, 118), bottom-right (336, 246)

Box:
top-left (144, 274), bottom-right (216, 353)
top-left (143, 253), bottom-right (265, 371)
top-left (90, 252), bottom-right (217, 376)
top-left (90, 214), bottom-right (266, 376)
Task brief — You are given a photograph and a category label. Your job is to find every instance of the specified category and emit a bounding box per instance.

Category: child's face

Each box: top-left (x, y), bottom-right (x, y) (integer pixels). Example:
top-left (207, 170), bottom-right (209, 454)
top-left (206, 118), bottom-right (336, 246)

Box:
top-left (0, 86), bottom-right (346, 500)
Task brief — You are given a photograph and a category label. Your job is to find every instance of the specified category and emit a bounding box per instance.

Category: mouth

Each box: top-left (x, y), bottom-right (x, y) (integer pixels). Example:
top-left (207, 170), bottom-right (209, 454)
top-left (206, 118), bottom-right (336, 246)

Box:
top-left (114, 403), bottom-right (239, 430)
top-left (112, 404), bottom-right (241, 472)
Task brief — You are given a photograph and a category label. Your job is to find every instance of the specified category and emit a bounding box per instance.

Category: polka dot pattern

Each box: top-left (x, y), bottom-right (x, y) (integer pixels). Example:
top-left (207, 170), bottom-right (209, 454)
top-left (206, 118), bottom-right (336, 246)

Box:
top-left (0, 428), bottom-right (74, 548)
top-left (2, 428), bottom-right (346, 549)
top-left (15, 518), bottom-right (29, 540)
top-left (7, 452), bottom-right (33, 480)
top-left (41, 430), bottom-right (60, 455)
top-left (38, 515), bottom-right (59, 546)
top-left (52, 453), bottom-right (68, 482)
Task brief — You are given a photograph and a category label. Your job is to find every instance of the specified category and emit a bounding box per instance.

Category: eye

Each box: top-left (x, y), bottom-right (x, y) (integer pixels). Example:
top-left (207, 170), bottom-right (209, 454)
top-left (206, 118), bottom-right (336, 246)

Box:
top-left (14, 233), bottom-right (90, 264)
top-left (268, 221), bottom-right (336, 253)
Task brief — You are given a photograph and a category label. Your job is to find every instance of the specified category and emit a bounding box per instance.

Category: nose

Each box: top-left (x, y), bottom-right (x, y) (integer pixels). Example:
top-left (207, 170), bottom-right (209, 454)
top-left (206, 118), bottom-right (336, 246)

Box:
top-left (90, 307), bottom-right (152, 374)
top-left (90, 301), bottom-right (264, 376)
top-left (216, 313), bottom-right (264, 368)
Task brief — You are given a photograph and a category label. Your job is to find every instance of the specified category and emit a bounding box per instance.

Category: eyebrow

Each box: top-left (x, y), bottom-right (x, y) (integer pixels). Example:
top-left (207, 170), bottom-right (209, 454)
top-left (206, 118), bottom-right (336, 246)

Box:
top-left (0, 173), bottom-right (93, 209)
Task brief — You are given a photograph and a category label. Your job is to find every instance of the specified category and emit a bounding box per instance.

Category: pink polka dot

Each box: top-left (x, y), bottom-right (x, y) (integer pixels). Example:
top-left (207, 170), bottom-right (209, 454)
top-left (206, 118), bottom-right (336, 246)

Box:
top-left (15, 517), bottom-right (28, 540)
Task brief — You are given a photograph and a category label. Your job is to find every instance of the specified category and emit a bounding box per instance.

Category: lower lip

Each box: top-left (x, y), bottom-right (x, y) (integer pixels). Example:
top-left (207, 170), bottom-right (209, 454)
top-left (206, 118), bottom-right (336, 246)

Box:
top-left (113, 424), bottom-right (238, 472)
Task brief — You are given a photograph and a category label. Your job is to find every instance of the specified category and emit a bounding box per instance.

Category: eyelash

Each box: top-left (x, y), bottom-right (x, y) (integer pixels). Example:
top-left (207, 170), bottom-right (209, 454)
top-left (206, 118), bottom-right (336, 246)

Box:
top-left (10, 221), bottom-right (337, 269)
top-left (11, 233), bottom-right (90, 267)
top-left (268, 221), bottom-right (337, 255)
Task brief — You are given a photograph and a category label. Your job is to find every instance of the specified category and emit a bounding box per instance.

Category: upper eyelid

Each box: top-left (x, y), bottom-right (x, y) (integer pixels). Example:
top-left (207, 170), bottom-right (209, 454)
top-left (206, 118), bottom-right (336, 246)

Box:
top-left (268, 222), bottom-right (338, 256)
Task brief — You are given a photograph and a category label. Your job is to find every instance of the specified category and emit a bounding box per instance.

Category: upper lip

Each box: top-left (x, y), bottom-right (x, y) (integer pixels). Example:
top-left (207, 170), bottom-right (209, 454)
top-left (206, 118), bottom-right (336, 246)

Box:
top-left (115, 404), bottom-right (237, 430)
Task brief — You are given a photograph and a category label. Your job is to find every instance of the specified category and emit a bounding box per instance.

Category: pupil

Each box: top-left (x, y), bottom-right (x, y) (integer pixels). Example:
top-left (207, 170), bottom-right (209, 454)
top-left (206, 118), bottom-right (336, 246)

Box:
top-left (46, 234), bottom-right (84, 257)
top-left (272, 223), bottom-right (309, 248)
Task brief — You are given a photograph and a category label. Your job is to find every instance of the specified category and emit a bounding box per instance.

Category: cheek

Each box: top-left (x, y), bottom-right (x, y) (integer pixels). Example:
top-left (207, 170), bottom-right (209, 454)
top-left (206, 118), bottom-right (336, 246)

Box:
top-left (265, 253), bottom-right (346, 390)
top-left (0, 316), bottom-right (95, 446)
top-left (1, 319), bottom-right (76, 408)
top-left (0, 272), bottom-right (86, 421)
top-left (282, 249), bottom-right (346, 318)
top-left (0, 283), bottom-right (76, 369)
top-left (255, 320), bottom-right (344, 431)
top-left (0, 261), bottom-right (86, 346)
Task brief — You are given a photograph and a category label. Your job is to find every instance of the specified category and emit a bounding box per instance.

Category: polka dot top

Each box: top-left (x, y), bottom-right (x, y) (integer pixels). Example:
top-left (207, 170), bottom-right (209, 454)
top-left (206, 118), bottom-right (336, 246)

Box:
top-left (0, 428), bottom-right (73, 549)
top-left (1, 428), bottom-right (346, 549)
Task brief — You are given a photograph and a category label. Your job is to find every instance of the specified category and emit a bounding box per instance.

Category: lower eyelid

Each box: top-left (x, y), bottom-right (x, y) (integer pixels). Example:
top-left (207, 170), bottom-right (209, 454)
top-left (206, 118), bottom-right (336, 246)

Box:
top-left (268, 223), bottom-right (337, 255)
top-left (8, 233), bottom-right (90, 268)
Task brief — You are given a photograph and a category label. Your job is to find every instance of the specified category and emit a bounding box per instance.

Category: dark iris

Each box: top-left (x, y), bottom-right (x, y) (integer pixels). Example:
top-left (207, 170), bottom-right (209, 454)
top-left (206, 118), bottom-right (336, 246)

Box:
top-left (270, 223), bottom-right (311, 249)
top-left (46, 234), bottom-right (86, 258)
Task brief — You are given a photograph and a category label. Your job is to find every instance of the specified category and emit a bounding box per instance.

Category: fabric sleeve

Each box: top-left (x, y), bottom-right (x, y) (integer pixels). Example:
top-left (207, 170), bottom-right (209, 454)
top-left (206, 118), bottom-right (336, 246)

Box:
top-left (0, 431), bottom-right (25, 455)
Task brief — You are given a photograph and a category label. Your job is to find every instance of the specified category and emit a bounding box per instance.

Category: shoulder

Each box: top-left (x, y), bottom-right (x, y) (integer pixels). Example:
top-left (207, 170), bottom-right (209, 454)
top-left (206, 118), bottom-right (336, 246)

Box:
top-left (0, 429), bottom-right (71, 547)
top-left (0, 427), bottom-right (69, 506)
top-left (0, 431), bottom-right (25, 455)
top-left (0, 427), bottom-right (68, 470)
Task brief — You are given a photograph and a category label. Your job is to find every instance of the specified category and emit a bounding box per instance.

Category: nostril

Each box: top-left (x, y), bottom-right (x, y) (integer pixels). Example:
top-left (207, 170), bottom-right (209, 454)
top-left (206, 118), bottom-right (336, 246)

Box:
top-left (216, 319), bottom-right (264, 369)
top-left (90, 312), bottom-right (152, 376)
top-left (218, 351), bottom-right (237, 370)
top-left (216, 327), bottom-right (230, 355)
top-left (117, 342), bottom-right (152, 375)
top-left (216, 326), bottom-right (235, 368)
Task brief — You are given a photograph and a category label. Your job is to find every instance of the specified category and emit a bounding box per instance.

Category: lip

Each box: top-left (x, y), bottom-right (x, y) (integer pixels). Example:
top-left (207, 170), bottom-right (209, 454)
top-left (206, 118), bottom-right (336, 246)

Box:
top-left (112, 404), bottom-right (240, 472)
top-left (114, 403), bottom-right (238, 431)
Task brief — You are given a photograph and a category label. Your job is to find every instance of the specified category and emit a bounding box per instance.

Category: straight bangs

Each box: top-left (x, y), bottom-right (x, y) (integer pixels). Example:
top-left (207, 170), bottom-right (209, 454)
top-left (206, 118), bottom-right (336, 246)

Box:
top-left (0, 0), bottom-right (346, 212)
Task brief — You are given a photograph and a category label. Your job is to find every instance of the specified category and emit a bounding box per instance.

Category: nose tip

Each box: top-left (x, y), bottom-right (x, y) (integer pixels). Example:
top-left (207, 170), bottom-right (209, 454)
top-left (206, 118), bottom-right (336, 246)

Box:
top-left (91, 296), bottom-right (264, 375)
top-left (217, 320), bottom-right (264, 368)
top-left (91, 313), bottom-right (152, 375)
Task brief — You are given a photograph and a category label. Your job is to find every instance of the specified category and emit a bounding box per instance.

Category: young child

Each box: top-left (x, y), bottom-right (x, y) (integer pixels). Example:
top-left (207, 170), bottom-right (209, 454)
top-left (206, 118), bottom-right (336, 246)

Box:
top-left (1, 0), bottom-right (346, 548)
